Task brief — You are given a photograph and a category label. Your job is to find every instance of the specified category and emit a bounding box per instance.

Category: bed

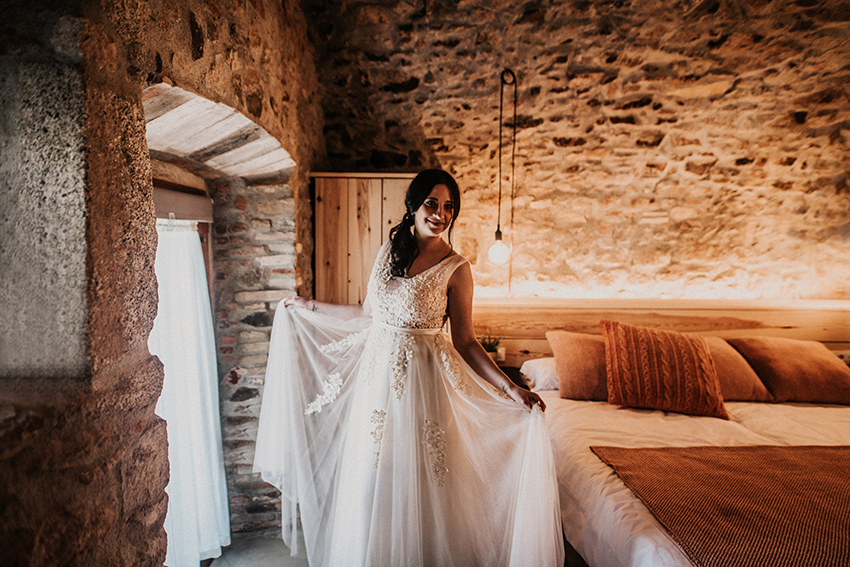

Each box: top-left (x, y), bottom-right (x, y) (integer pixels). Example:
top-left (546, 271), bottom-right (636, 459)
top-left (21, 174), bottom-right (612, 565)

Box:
top-left (473, 299), bottom-right (850, 567)
top-left (540, 394), bottom-right (850, 567)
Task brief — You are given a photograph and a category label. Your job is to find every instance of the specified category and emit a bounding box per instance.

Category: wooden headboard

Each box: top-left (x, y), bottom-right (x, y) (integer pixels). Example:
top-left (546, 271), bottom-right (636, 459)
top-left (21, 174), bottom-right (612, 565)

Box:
top-left (472, 298), bottom-right (850, 367)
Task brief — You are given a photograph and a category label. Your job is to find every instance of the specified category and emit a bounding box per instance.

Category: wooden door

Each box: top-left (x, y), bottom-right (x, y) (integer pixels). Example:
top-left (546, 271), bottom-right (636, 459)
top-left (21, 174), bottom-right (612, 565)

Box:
top-left (315, 177), bottom-right (348, 303)
top-left (381, 178), bottom-right (409, 241)
top-left (348, 178), bottom-right (382, 305)
top-left (314, 175), bottom-right (412, 305)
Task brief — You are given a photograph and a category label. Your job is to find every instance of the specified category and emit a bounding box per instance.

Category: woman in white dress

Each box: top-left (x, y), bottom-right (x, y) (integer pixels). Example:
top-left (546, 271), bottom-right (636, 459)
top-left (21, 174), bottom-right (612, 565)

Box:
top-left (254, 169), bottom-right (564, 566)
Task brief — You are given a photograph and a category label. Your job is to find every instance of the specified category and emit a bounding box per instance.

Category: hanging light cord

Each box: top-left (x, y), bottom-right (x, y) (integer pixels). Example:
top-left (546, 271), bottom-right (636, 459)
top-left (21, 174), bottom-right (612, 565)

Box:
top-left (497, 69), bottom-right (517, 238)
top-left (507, 71), bottom-right (517, 229)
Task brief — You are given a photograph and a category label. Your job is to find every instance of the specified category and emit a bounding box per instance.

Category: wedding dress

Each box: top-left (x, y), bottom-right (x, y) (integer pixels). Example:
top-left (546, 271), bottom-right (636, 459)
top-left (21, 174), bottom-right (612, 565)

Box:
top-left (254, 241), bottom-right (564, 566)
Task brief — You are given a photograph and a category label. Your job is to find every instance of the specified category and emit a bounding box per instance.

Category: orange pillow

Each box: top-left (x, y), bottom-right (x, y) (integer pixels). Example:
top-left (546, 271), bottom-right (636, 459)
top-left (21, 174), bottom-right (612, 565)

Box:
top-left (703, 336), bottom-right (774, 402)
top-left (600, 320), bottom-right (729, 419)
top-left (727, 337), bottom-right (850, 404)
top-left (545, 331), bottom-right (608, 401)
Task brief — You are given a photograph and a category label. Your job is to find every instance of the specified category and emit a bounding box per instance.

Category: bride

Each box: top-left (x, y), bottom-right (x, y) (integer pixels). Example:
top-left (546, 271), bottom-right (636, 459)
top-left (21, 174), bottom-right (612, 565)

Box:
top-left (254, 169), bottom-right (564, 566)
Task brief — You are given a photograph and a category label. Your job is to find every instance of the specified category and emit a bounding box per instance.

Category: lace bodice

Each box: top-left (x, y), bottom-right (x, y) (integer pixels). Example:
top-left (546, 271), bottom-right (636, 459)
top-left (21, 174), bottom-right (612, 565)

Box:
top-left (368, 241), bottom-right (468, 329)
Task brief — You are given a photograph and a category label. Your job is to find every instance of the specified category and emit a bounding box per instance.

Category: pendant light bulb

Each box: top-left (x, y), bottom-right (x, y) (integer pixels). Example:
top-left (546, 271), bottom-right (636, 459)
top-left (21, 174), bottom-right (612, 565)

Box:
top-left (488, 229), bottom-right (511, 265)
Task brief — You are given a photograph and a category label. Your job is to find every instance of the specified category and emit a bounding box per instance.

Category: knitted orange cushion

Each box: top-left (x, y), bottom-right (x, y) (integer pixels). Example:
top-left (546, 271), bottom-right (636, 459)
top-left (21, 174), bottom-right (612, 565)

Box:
top-left (600, 320), bottom-right (729, 419)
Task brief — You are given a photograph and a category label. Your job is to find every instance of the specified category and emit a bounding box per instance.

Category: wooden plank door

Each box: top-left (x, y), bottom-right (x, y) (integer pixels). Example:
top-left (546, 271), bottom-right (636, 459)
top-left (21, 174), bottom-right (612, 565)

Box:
top-left (315, 177), bottom-right (349, 303)
top-left (381, 178), bottom-right (409, 241)
top-left (348, 178), bottom-right (382, 305)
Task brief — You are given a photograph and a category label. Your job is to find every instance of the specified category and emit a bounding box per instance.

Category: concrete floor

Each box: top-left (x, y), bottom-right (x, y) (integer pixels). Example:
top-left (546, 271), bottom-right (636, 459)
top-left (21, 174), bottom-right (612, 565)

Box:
top-left (208, 530), bottom-right (581, 567)
top-left (210, 532), bottom-right (308, 567)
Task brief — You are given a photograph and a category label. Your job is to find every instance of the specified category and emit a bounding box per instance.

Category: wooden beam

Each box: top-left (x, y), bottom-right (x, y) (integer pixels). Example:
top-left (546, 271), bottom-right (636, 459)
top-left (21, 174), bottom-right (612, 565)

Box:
top-left (471, 298), bottom-right (850, 364)
top-left (151, 159), bottom-right (207, 194)
top-left (152, 187), bottom-right (213, 222)
top-left (311, 172), bottom-right (417, 179)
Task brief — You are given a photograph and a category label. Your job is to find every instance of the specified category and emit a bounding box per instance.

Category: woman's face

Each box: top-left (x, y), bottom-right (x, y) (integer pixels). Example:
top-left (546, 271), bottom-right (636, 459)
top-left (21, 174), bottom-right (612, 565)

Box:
top-left (413, 184), bottom-right (454, 239)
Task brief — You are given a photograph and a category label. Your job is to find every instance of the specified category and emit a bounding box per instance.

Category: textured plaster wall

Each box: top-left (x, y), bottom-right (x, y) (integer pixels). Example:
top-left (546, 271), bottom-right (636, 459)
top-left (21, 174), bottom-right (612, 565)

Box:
top-left (0, 51), bottom-right (88, 377)
top-left (308, 0), bottom-right (850, 299)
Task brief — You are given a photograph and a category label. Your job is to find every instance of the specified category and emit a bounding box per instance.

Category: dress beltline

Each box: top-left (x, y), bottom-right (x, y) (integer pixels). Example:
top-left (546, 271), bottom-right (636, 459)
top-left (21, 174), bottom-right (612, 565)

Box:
top-left (373, 320), bottom-right (443, 336)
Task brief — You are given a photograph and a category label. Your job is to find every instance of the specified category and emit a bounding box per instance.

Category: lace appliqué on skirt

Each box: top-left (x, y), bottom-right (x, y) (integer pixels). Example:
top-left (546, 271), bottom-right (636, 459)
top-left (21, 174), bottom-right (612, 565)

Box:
top-left (422, 418), bottom-right (447, 487)
top-left (304, 373), bottom-right (342, 415)
top-left (391, 334), bottom-right (414, 400)
top-left (371, 409), bottom-right (387, 468)
top-left (355, 327), bottom-right (413, 401)
top-left (319, 329), bottom-right (368, 354)
top-left (435, 335), bottom-right (472, 397)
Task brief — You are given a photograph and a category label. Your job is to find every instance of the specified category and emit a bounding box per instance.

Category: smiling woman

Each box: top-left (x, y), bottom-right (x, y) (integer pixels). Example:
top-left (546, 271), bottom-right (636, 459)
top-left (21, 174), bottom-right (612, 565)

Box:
top-left (254, 169), bottom-right (563, 566)
top-left (412, 184), bottom-right (454, 239)
top-left (388, 169), bottom-right (461, 279)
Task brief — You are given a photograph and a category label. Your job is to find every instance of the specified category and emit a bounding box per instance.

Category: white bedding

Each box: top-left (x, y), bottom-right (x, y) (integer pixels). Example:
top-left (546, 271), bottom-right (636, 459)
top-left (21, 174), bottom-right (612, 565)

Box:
top-left (540, 391), bottom-right (850, 567)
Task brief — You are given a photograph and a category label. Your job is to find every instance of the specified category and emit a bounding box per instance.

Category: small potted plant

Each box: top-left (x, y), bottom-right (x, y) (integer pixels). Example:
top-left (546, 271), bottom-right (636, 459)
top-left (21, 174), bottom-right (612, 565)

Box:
top-left (479, 334), bottom-right (502, 361)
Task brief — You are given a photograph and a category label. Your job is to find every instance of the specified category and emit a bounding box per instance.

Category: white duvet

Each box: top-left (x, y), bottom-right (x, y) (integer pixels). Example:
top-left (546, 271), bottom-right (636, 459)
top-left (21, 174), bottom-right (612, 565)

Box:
top-left (540, 391), bottom-right (850, 567)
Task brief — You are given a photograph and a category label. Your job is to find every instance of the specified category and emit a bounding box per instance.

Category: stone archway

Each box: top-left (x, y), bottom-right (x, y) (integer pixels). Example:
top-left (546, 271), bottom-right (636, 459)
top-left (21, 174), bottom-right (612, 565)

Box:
top-left (142, 83), bottom-right (301, 538)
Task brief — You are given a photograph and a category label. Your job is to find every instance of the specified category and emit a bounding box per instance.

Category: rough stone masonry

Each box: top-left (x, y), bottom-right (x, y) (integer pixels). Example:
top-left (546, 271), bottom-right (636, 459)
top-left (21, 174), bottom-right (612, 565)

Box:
top-left (307, 0), bottom-right (850, 299)
top-left (1, 0), bottom-right (323, 560)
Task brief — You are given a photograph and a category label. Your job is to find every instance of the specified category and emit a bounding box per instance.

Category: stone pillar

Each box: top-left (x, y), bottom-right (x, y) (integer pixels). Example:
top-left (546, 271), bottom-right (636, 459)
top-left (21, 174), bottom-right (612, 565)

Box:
top-left (211, 177), bottom-right (298, 535)
top-left (0, 3), bottom-right (168, 565)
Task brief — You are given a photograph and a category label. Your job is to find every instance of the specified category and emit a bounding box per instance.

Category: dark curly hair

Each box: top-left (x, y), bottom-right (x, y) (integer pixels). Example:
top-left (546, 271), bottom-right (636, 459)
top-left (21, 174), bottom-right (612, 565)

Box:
top-left (388, 169), bottom-right (461, 278)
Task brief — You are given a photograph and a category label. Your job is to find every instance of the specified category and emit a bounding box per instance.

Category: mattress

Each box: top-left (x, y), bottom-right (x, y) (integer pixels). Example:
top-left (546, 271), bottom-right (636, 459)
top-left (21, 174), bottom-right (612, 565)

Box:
top-left (540, 391), bottom-right (850, 567)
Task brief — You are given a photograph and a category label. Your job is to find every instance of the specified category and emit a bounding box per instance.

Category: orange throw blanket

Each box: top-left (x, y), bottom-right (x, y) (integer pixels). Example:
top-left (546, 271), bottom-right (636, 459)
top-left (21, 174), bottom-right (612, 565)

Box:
top-left (591, 445), bottom-right (850, 567)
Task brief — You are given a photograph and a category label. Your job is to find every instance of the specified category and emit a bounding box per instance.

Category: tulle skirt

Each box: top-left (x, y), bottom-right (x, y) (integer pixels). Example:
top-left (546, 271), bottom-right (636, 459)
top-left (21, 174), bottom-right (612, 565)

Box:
top-left (254, 306), bottom-right (564, 567)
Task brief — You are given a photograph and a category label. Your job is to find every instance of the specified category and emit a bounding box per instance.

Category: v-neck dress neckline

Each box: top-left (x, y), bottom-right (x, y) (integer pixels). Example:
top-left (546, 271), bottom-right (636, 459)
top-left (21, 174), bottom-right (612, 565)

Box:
top-left (402, 252), bottom-right (457, 280)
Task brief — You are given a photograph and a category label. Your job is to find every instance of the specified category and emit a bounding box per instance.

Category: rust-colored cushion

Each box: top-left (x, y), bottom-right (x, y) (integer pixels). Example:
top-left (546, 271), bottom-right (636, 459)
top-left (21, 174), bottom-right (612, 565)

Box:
top-left (600, 320), bottom-right (729, 419)
top-left (545, 331), bottom-right (608, 401)
top-left (703, 336), bottom-right (774, 402)
top-left (727, 337), bottom-right (850, 404)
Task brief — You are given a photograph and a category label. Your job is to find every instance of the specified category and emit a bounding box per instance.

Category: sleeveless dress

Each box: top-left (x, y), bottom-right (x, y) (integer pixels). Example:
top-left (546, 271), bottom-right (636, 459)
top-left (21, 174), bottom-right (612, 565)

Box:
top-left (254, 241), bottom-right (564, 567)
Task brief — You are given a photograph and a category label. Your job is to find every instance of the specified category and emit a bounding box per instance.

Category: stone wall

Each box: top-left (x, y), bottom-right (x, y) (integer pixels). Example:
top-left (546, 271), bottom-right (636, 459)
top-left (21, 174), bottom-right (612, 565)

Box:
top-left (1, 0), bottom-right (325, 559)
top-left (210, 176), bottom-right (297, 535)
top-left (307, 0), bottom-right (850, 299)
top-left (144, 0), bottom-right (325, 540)
top-left (1, 1), bottom-right (167, 564)
top-left (146, 0), bottom-right (324, 298)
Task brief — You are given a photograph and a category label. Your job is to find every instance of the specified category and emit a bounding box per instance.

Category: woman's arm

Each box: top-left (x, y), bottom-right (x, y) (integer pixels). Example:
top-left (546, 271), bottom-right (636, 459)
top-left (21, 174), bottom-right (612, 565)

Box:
top-left (446, 263), bottom-right (545, 412)
top-left (283, 295), bottom-right (372, 321)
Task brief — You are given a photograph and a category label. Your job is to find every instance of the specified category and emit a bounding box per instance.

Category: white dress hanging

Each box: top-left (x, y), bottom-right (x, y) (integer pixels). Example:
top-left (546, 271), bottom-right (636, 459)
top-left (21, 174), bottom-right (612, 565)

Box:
top-left (149, 219), bottom-right (231, 566)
